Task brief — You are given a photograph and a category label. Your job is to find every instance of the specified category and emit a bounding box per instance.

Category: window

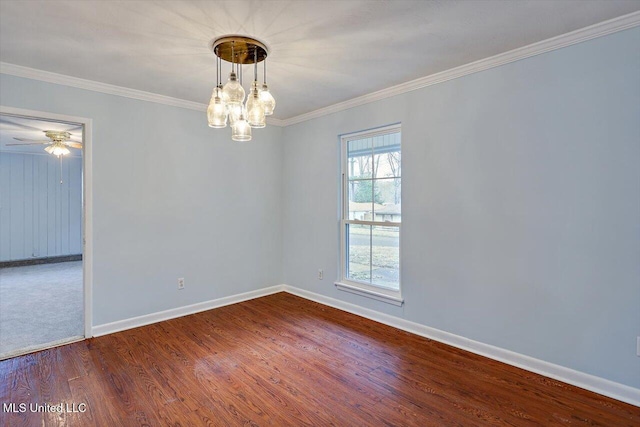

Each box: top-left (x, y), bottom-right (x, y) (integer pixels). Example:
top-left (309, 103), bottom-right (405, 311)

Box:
top-left (337, 124), bottom-right (402, 305)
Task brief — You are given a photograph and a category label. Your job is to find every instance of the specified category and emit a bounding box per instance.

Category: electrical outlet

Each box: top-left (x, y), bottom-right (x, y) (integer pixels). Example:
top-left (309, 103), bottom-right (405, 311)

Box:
top-left (178, 278), bottom-right (185, 290)
top-left (318, 269), bottom-right (323, 280)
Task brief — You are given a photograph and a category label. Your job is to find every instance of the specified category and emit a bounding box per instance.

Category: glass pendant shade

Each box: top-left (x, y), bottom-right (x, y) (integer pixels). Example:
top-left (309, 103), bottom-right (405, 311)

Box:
top-left (45, 143), bottom-right (70, 156)
top-left (207, 99), bottom-right (227, 128)
top-left (260, 83), bottom-right (276, 116)
top-left (207, 87), bottom-right (227, 128)
top-left (222, 71), bottom-right (245, 106)
top-left (231, 113), bottom-right (252, 142)
top-left (227, 103), bottom-right (243, 124)
top-left (246, 84), bottom-right (266, 128)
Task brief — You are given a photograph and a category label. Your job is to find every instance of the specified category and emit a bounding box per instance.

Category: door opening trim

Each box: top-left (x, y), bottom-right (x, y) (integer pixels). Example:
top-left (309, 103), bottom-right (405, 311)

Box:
top-left (0, 105), bottom-right (93, 339)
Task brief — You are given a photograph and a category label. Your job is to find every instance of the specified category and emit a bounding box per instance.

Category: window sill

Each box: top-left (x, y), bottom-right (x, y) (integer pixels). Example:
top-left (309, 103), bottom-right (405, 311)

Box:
top-left (334, 281), bottom-right (404, 306)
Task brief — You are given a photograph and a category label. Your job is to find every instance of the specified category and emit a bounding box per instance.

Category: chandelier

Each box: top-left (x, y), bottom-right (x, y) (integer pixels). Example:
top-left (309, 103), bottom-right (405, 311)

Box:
top-left (207, 35), bottom-right (276, 141)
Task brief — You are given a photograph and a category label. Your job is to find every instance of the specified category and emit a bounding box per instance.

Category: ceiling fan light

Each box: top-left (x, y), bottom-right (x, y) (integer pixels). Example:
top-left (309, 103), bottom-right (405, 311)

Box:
top-left (260, 83), bottom-right (276, 116)
top-left (46, 142), bottom-right (70, 156)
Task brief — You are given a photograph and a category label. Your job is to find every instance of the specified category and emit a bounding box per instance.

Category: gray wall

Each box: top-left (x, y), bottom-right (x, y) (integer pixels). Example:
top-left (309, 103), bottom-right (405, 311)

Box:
top-left (0, 74), bottom-right (284, 326)
top-left (281, 27), bottom-right (640, 388)
top-left (0, 152), bottom-right (82, 261)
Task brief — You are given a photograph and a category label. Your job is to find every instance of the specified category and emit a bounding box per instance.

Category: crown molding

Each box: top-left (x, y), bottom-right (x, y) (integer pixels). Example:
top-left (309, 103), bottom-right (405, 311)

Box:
top-left (0, 62), bottom-right (208, 112)
top-left (2, 11), bottom-right (638, 128)
top-left (265, 117), bottom-right (286, 126)
top-left (282, 10), bottom-right (640, 127)
top-left (0, 62), bottom-right (287, 127)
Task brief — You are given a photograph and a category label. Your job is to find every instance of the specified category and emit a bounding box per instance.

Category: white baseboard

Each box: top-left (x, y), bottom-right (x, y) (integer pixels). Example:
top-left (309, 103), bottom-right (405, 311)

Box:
top-left (282, 285), bottom-right (640, 407)
top-left (91, 285), bottom-right (285, 337)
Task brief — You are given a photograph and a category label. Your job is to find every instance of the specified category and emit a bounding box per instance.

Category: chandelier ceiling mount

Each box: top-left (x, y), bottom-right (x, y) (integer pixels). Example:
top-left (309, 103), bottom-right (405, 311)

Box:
top-left (210, 36), bottom-right (268, 64)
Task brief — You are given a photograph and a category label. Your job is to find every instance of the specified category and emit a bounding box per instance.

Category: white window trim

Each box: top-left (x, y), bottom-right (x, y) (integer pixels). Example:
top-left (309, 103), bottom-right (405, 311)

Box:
top-left (337, 124), bottom-right (403, 306)
top-left (334, 281), bottom-right (404, 306)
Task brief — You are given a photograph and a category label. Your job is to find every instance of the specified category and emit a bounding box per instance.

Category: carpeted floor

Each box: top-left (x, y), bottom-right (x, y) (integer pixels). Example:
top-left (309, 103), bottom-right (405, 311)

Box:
top-left (0, 261), bottom-right (83, 359)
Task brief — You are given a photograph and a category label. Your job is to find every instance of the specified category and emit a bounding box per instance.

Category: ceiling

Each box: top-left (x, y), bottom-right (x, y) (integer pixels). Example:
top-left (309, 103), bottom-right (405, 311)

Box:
top-left (0, 115), bottom-right (82, 156)
top-left (0, 1), bottom-right (639, 121)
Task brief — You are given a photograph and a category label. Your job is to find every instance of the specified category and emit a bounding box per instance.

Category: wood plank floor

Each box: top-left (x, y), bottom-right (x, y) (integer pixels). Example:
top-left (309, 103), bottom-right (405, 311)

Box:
top-left (1, 292), bottom-right (638, 426)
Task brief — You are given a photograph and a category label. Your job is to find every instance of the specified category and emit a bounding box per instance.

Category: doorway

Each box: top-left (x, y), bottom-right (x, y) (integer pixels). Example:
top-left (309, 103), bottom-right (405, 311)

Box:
top-left (0, 107), bottom-right (92, 359)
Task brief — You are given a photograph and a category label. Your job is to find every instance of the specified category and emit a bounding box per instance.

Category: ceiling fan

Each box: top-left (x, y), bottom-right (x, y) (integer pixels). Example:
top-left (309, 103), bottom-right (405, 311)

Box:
top-left (7, 130), bottom-right (82, 156)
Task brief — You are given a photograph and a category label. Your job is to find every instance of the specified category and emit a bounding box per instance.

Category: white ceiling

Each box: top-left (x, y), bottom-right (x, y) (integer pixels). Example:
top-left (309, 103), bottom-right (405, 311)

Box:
top-left (0, 0), bottom-right (639, 121)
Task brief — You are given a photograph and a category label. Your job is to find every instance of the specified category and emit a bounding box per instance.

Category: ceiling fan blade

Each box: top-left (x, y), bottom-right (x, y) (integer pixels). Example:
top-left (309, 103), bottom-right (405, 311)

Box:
top-left (13, 137), bottom-right (51, 143)
top-left (65, 142), bottom-right (83, 149)
top-left (5, 142), bottom-right (51, 146)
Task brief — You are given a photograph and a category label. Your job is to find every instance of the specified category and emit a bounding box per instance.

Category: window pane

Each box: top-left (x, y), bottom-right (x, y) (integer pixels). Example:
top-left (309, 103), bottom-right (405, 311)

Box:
top-left (371, 225), bottom-right (399, 290)
top-left (348, 179), bottom-right (376, 220)
top-left (347, 223), bottom-right (371, 283)
top-left (347, 138), bottom-right (373, 180)
top-left (373, 178), bottom-right (401, 222)
top-left (374, 149), bottom-right (401, 179)
top-left (373, 132), bottom-right (401, 178)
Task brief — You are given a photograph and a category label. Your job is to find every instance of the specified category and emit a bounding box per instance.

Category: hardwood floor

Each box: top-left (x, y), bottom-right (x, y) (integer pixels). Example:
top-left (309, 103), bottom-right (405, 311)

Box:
top-left (1, 292), bottom-right (638, 426)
